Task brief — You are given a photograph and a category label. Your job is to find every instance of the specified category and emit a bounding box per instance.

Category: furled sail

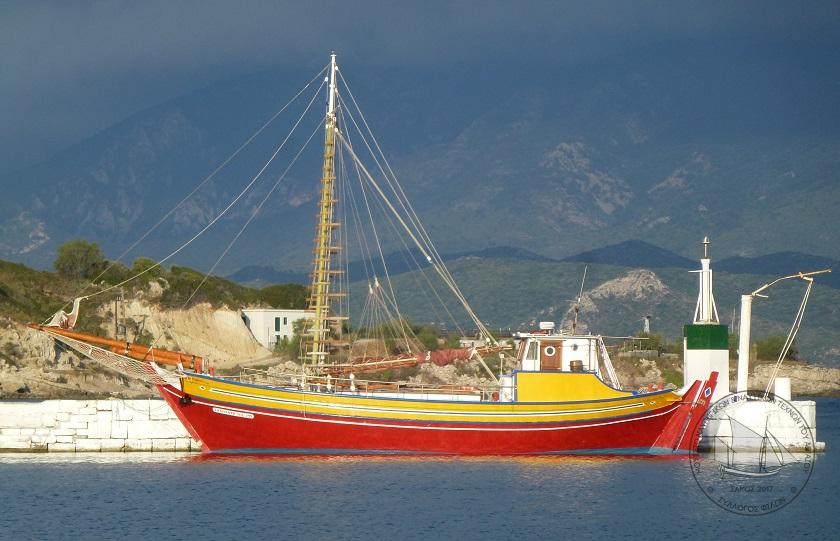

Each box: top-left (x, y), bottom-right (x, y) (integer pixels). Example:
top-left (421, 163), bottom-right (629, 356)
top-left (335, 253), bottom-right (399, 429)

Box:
top-left (30, 324), bottom-right (205, 372)
top-left (46, 297), bottom-right (83, 329)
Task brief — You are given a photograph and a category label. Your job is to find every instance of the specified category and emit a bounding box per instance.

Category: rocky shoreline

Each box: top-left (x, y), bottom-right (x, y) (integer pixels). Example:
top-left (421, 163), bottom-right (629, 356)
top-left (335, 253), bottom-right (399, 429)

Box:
top-left (2, 313), bottom-right (838, 399)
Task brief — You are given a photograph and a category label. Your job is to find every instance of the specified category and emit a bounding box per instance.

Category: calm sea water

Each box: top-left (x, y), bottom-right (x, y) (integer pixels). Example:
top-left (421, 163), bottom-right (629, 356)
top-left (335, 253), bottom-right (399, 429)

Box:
top-left (2, 398), bottom-right (839, 541)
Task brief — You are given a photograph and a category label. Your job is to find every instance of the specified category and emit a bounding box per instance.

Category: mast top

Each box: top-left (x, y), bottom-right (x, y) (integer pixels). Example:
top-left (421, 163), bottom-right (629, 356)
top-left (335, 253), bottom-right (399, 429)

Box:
top-left (702, 236), bottom-right (710, 259)
top-left (326, 52), bottom-right (338, 126)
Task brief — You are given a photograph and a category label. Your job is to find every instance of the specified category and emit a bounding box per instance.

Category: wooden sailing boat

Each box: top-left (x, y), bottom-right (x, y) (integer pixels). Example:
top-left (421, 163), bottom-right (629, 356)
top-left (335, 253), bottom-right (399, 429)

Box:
top-left (32, 53), bottom-right (718, 455)
top-left (715, 418), bottom-right (796, 477)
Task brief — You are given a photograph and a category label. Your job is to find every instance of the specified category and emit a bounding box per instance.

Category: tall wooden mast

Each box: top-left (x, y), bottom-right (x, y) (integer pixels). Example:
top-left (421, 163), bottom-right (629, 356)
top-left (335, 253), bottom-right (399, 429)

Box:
top-left (305, 52), bottom-right (343, 364)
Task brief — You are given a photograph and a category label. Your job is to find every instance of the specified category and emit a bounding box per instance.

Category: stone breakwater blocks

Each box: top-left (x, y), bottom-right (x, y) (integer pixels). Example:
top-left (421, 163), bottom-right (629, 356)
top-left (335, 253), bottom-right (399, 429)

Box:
top-left (0, 403), bottom-right (52, 428)
top-left (100, 439), bottom-right (127, 452)
top-left (152, 439), bottom-right (177, 452)
top-left (75, 439), bottom-right (102, 452)
top-left (49, 442), bottom-right (77, 452)
top-left (127, 419), bottom-right (190, 440)
top-left (61, 420), bottom-right (90, 430)
top-left (96, 400), bottom-right (114, 411)
top-left (149, 402), bottom-right (175, 420)
top-left (111, 420), bottom-right (129, 439)
top-left (79, 411), bottom-right (115, 439)
top-left (0, 435), bottom-right (30, 449)
top-left (175, 438), bottom-right (193, 452)
top-left (124, 438), bottom-right (153, 451)
top-left (0, 400), bottom-right (199, 452)
top-left (114, 400), bottom-right (150, 421)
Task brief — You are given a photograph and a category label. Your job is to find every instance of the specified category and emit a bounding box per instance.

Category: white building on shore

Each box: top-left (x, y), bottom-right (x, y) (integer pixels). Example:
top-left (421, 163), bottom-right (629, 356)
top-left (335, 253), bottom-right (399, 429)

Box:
top-left (240, 308), bottom-right (314, 349)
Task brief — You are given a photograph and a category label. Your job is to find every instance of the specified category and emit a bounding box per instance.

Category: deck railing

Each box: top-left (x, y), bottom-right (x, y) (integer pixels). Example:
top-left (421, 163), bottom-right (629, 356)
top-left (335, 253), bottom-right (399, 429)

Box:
top-left (222, 367), bottom-right (499, 401)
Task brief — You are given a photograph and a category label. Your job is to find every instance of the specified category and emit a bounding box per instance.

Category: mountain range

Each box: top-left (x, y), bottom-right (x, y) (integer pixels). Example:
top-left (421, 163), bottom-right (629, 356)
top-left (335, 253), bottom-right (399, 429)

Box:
top-left (1, 40), bottom-right (838, 283)
top-left (229, 240), bottom-right (839, 290)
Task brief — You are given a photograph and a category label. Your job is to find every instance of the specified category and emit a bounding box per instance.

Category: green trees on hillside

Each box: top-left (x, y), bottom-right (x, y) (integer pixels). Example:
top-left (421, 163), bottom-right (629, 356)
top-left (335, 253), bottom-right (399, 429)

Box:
top-left (633, 332), bottom-right (663, 352)
top-left (628, 332), bottom-right (680, 355)
top-left (53, 240), bottom-right (105, 279)
top-left (50, 240), bottom-right (307, 311)
top-left (755, 335), bottom-right (798, 361)
top-left (259, 284), bottom-right (307, 310)
top-left (626, 330), bottom-right (799, 362)
top-left (275, 318), bottom-right (307, 360)
top-left (727, 333), bottom-right (797, 361)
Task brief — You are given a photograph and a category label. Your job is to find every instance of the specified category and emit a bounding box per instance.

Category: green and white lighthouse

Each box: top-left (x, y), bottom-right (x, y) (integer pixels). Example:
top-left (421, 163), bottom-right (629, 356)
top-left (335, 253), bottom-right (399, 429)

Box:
top-left (683, 237), bottom-right (729, 401)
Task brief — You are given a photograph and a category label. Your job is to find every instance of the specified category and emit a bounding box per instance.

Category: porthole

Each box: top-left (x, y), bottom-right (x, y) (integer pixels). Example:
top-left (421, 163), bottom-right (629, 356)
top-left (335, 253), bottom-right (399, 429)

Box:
top-left (544, 346), bottom-right (556, 357)
top-left (572, 344), bottom-right (579, 351)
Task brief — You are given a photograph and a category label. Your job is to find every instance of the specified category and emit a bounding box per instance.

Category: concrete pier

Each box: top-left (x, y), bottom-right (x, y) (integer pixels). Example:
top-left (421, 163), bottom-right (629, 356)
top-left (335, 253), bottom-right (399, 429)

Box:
top-left (700, 397), bottom-right (823, 452)
top-left (0, 399), bottom-right (199, 452)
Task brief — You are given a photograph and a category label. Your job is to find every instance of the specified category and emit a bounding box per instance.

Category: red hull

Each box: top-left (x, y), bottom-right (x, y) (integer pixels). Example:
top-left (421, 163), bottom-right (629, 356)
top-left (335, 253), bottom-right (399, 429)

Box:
top-left (158, 374), bottom-right (715, 455)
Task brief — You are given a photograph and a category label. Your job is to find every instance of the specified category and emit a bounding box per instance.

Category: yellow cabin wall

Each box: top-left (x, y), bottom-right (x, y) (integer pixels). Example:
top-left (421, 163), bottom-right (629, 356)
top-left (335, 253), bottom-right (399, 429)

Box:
top-left (515, 372), bottom-right (633, 402)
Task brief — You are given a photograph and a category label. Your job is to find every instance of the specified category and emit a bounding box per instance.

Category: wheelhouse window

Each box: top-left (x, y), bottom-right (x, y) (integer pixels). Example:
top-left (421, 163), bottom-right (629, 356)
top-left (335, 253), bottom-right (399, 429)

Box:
top-left (525, 341), bottom-right (538, 361)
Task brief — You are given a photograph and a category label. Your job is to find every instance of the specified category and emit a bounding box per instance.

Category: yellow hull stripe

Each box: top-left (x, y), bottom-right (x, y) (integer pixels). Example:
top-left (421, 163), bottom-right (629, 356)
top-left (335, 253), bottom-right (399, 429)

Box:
top-left (182, 376), bottom-right (679, 424)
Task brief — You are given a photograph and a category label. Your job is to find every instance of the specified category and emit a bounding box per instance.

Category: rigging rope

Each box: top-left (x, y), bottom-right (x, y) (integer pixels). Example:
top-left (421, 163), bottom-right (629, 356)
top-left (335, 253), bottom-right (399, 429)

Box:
top-left (335, 105), bottom-right (465, 357)
top-left (336, 88), bottom-right (494, 346)
top-left (336, 81), bottom-right (472, 327)
top-left (50, 64), bottom-right (330, 319)
top-left (334, 131), bottom-right (494, 340)
top-left (180, 118), bottom-right (326, 309)
top-left (336, 110), bottom-right (414, 349)
top-left (334, 130), bottom-right (498, 382)
top-left (763, 279), bottom-right (814, 398)
top-left (76, 76), bottom-right (327, 303)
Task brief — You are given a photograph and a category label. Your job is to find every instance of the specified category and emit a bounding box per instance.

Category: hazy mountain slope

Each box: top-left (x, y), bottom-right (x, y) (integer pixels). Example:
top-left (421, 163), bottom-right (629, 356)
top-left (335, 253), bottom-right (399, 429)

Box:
top-left (562, 240), bottom-right (695, 269)
top-left (368, 257), bottom-right (839, 366)
top-left (1, 41), bottom-right (838, 275)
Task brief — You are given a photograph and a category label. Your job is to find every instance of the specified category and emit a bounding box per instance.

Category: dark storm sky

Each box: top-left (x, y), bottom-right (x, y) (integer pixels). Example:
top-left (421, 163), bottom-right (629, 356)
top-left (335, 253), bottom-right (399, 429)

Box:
top-left (1, 0), bottom-right (838, 174)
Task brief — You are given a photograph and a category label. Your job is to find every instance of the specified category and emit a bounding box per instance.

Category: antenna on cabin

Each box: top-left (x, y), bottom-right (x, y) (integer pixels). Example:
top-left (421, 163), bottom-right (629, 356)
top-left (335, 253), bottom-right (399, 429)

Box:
top-left (572, 265), bottom-right (588, 334)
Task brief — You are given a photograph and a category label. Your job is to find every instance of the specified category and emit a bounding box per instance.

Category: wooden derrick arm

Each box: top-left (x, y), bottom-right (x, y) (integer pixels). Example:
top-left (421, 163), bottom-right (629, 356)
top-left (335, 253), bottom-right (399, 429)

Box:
top-left (28, 324), bottom-right (204, 372)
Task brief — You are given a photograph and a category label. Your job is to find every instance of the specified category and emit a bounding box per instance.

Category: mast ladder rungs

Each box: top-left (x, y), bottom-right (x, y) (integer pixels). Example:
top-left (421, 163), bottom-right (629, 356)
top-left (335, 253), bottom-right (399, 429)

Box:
top-left (304, 339), bottom-right (350, 346)
top-left (307, 292), bottom-right (347, 300)
top-left (309, 269), bottom-right (344, 276)
top-left (312, 246), bottom-right (344, 254)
